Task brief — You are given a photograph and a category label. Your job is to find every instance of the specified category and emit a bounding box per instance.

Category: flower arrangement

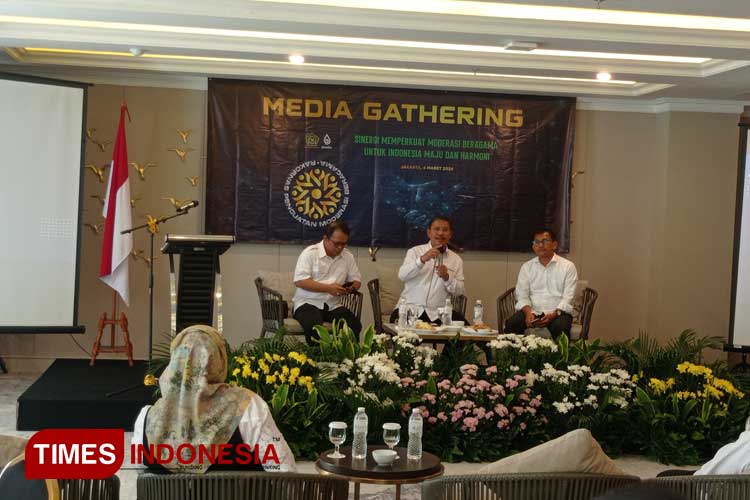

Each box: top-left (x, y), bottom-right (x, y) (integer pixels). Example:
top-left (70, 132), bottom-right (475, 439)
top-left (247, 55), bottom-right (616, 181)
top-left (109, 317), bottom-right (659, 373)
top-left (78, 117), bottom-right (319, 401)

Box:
top-left (631, 360), bottom-right (748, 464)
top-left (407, 363), bottom-right (547, 461)
top-left (218, 326), bottom-right (747, 464)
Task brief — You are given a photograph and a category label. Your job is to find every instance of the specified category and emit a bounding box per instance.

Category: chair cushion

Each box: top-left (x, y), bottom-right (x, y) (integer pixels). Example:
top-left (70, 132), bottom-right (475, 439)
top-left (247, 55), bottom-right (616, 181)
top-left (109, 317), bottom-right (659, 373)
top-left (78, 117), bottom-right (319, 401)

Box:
top-left (0, 435), bottom-right (27, 469)
top-left (478, 429), bottom-right (625, 476)
top-left (282, 318), bottom-right (333, 335)
top-left (258, 270), bottom-right (297, 312)
top-left (282, 318), bottom-right (305, 334)
top-left (376, 264), bottom-right (402, 315)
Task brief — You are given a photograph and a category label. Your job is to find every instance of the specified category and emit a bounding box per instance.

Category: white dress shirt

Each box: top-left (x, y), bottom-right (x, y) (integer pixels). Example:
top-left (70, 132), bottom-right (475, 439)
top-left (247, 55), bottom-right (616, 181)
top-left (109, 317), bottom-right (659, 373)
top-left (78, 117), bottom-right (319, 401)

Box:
top-left (131, 392), bottom-right (297, 472)
top-left (695, 430), bottom-right (750, 475)
top-left (397, 242), bottom-right (465, 321)
top-left (515, 253), bottom-right (578, 315)
top-left (292, 241), bottom-right (362, 312)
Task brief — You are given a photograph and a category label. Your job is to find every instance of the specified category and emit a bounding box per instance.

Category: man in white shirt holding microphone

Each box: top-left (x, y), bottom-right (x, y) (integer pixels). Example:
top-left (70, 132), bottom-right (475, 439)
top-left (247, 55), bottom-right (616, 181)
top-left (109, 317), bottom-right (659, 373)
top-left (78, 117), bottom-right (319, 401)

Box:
top-left (390, 216), bottom-right (466, 325)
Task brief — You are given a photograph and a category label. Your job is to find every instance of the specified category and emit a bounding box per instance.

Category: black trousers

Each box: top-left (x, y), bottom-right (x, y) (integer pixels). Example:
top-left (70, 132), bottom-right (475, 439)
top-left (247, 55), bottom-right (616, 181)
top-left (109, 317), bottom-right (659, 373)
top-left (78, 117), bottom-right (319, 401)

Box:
top-left (504, 310), bottom-right (573, 339)
top-left (389, 308), bottom-right (467, 326)
top-left (294, 303), bottom-right (362, 344)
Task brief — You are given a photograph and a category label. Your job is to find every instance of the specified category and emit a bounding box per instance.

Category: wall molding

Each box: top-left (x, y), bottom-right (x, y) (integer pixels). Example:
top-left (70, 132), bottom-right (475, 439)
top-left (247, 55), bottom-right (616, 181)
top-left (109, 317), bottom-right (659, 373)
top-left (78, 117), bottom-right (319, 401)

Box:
top-left (1, 63), bottom-right (747, 114)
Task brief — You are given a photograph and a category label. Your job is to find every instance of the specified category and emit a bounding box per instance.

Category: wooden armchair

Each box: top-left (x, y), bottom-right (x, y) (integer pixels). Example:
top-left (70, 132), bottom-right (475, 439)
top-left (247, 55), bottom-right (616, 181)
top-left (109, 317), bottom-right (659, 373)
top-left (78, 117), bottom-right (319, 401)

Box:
top-left (138, 471), bottom-right (348, 500)
top-left (495, 285), bottom-right (599, 340)
top-left (254, 277), bottom-right (363, 338)
top-left (645, 475), bottom-right (750, 500)
top-left (422, 472), bottom-right (639, 500)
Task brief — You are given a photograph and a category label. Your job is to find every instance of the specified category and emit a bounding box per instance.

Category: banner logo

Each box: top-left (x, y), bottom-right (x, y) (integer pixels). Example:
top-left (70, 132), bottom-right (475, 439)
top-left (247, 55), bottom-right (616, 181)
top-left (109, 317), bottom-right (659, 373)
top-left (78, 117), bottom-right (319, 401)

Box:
top-left (25, 429), bottom-right (124, 479)
top-left (305, 132), bottom-right (320, 148)
top-left (283, 160), bottom-right (349, 227)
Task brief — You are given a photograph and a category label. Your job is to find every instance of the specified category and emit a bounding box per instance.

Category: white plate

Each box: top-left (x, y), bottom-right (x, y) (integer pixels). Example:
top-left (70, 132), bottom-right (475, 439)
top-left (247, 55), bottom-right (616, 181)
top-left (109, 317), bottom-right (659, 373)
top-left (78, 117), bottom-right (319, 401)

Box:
top-left (461, 327), bottom-right (498, 335)
top-left (437, 325), bottom-right (462, 333)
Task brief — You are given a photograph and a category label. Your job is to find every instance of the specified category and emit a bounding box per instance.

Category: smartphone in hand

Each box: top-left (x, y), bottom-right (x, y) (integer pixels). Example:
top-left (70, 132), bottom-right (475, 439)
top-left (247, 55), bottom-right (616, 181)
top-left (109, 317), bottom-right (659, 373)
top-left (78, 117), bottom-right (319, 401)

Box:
top-left (342, 281), bottom-right (354, 293)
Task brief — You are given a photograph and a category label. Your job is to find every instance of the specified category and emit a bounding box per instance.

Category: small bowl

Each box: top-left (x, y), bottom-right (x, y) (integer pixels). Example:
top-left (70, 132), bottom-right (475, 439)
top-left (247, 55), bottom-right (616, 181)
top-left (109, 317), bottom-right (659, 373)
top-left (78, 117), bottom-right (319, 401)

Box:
top-left (372, 449), bottom-right (397, 466)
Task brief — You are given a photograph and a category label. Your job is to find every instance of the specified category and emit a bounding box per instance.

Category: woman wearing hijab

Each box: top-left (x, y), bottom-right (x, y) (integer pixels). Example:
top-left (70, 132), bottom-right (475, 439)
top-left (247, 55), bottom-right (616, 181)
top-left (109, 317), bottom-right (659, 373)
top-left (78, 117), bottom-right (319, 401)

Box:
top-left (131, 325), bottom-right (296, 473)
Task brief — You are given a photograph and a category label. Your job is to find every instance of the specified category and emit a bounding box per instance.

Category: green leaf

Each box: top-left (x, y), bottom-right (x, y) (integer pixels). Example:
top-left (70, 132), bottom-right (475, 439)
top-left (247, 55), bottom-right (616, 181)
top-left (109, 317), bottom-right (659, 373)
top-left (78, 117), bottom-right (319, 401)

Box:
top-left (272, 384), bottom-right (290, 415)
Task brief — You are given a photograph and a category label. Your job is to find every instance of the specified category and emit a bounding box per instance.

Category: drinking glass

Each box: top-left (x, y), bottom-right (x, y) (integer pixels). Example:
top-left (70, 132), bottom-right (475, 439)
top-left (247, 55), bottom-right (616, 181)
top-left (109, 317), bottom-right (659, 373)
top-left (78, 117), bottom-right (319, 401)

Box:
top-left (328, 421), bottom-right (347, 459)
top-left (382, 422), bottom-right (401, 457)
top-left (406, 304), bottom-right (418, 328)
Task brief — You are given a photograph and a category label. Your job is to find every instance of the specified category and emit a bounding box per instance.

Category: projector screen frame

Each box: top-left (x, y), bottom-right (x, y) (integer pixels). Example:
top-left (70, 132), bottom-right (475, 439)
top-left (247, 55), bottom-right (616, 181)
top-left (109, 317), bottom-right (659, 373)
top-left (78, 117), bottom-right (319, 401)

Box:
top-left (0, 72), bottom-right (89, 335)
top-left (728, 106), bottom-right (750, 347)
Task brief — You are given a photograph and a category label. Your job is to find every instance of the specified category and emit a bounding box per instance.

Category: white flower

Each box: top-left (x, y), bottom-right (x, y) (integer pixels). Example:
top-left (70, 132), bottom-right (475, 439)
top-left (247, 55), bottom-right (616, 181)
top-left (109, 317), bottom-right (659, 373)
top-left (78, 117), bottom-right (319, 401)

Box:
top-left (553, 401), bottom-right (575, 414)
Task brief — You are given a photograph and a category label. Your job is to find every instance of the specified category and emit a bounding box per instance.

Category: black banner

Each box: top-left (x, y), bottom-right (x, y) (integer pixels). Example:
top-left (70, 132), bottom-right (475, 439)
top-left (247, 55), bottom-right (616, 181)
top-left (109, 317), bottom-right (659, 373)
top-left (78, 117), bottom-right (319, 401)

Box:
top-left (206, 79), bottom-right (575, 252)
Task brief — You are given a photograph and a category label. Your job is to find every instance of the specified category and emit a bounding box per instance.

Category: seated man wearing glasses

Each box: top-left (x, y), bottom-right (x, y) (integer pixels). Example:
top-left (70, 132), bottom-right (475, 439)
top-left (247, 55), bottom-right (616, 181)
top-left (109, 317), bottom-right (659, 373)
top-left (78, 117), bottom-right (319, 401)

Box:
top-left (292, 220), bottom-right (362, 344)
top-left (504, 229), bottom-right (578, 338)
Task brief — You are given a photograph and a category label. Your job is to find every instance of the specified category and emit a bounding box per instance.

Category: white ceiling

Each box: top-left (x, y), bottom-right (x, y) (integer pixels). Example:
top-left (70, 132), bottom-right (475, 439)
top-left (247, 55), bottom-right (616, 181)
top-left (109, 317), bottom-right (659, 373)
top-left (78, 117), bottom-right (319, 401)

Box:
top-left (1, 0), bottom-right (749, 107)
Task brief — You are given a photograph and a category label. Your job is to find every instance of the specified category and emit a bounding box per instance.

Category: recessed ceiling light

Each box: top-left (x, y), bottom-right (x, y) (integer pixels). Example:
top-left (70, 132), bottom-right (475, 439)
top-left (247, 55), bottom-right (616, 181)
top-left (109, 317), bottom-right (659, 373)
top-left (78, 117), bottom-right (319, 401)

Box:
top-left (288, 54), bottom-right (305, 64)
top-left (129, 47), bottom-right (144, 57)
top-left (23, 47), bottom-right (638, 85)
top-left (596, 72), bottom-right (612, 81)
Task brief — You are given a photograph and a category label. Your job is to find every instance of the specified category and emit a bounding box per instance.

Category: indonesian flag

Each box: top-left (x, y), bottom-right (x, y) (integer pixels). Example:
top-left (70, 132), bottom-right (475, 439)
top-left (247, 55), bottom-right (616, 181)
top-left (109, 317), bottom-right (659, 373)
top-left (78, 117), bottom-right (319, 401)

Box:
top-left (99, 102), bottom-right (132, 305)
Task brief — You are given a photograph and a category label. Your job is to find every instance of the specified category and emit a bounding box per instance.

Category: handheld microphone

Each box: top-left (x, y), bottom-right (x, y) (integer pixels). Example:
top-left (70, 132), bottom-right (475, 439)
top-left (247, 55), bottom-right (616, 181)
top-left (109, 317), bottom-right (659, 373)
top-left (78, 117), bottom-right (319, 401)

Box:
top-left (177, 200), bottom-right (199, 212)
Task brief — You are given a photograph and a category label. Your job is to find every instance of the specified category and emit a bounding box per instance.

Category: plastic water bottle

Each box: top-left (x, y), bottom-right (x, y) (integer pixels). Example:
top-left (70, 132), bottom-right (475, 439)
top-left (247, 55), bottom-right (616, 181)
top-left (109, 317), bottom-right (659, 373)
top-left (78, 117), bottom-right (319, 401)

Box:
top-left (473, 299), bottom-right (484, 325)
top-left (443, 298), bottom-right (453, 326)
top-left (352, 407), bottom-right (368, 459)
top-left (407, 408), bottom-right (423, 459)
top-left (397, 299), bottom-right (408, 329)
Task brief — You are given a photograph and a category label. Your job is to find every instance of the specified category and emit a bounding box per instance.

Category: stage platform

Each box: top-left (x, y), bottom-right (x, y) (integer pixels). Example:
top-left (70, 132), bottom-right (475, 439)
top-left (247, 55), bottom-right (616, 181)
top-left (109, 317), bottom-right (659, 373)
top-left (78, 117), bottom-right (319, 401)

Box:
top-left (17, 359), bottom-right (155, 431)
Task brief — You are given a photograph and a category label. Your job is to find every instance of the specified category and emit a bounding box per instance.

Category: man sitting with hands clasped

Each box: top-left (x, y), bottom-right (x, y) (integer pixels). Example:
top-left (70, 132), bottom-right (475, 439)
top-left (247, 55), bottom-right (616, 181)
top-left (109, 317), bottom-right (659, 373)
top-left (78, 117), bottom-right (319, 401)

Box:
top-left (292, 220), bottom-right (362, 344)
top-left (504, 229), bottom-right (578, 338)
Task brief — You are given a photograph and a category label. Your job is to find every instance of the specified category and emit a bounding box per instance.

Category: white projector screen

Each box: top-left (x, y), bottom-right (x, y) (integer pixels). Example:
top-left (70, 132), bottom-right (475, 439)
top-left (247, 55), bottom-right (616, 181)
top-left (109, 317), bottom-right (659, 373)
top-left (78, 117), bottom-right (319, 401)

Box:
top-left (0, 74), bottom-right (86, 333)
top-left (730, 126), bottom-right (750, 346)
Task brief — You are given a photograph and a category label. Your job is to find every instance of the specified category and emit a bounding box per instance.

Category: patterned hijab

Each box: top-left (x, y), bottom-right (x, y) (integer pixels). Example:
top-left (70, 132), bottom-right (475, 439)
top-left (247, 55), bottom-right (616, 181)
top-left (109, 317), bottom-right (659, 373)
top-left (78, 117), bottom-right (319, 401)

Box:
top-left (145, 325), bottom-right (253, 473)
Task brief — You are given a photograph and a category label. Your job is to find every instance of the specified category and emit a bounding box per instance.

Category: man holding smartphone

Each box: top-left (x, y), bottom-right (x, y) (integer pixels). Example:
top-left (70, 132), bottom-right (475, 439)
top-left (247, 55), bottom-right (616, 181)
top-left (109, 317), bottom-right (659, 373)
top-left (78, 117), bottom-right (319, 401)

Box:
top-left (292, 220), bottom-right (362, 344)
top-left (504, 229), bottom-right (578, 338)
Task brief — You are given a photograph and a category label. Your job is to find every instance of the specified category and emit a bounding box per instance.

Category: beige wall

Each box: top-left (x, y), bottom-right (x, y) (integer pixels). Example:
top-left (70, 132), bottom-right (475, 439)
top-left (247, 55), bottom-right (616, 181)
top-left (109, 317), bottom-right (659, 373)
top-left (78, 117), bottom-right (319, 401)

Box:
top-left (0, 84), bottom-right (740, 370)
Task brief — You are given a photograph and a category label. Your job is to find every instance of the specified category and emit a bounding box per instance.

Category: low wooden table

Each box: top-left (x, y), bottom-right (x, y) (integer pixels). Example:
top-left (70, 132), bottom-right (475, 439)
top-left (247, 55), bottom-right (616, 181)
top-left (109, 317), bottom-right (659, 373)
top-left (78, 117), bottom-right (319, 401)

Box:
top-left (316, 445), bottom-right (443, 500)
top-left (383, 322), bottom-right (496, 361)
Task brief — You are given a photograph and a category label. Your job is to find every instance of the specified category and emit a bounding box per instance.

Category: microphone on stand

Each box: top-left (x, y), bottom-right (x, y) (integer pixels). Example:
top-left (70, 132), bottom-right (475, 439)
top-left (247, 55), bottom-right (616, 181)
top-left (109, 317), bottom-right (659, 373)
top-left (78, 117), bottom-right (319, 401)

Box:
top-left (177, 200), bottom-right (199, 212)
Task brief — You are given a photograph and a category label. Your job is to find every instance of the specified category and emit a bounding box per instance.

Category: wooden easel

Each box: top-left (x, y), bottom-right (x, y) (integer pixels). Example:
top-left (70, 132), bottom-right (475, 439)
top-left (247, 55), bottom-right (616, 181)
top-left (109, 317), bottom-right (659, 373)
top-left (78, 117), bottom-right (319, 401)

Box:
top-left (90, 291), bottom-right (134, 366)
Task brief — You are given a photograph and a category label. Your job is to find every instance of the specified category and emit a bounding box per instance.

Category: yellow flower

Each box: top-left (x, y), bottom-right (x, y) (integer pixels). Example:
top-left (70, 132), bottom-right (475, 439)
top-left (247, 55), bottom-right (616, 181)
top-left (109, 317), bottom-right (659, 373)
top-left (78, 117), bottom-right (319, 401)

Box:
top-left (632, 374), bottom-right (639, 383)
top-left (232, 368), bottom-right (240, 377)
top-left (298, 375), bottom-right (314, 392)
top-left (143, 374), bottom-right (158, 386)
top-left (242, 365), bottom-right (251, 378)
top-left (712, 377), bottom-right (745, 398)
top-left (258, 360), bottom-right (270, 374)
top-left (272, 353), bottom-right (283, 362)
top-left (251, 371), bottom-right (259, 380)
top-left (703, 385), bottom-right (724, 399)
top-left (665, 378), bottom-right (675, 389)
top-left (279, 374), bottom-right (287, 383)
top-left (676, 391), bottom-right (694, 400)
top-left (266, 374), bottom-right (277, 384)
top-left (676, 362), bottom-right (712, 378)
top-left (282, 366), bottom-right (290, 375)
top-left (264, 352), bottom-right (274, 363)
top-left (649, 378), bottom-right (669, 395)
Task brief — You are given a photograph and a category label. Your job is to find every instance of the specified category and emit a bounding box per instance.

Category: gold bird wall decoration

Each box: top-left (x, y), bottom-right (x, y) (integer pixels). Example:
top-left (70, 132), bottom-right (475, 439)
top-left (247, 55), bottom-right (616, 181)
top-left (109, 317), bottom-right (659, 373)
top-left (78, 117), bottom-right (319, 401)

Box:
top-left (130, 161), bottom-right (157, 180)
top-left (130, 249), bottom-right (144, 262)
top-left (167, 147), bottom-right (194, 162)
top-left (84, 222), bottom-right (104, 235)
top-left (130, 197), bottom-right (141, 208)
top-left (85, 163), bottom-right (108, 183)
top-left (185, 176), bottom-right (199, 187)
top-left (162, 196), bottom-right (187, 210)
top-left (176, 129), bottom-right (192, 144)
top-left (85, 128), bottom-right (112, 153)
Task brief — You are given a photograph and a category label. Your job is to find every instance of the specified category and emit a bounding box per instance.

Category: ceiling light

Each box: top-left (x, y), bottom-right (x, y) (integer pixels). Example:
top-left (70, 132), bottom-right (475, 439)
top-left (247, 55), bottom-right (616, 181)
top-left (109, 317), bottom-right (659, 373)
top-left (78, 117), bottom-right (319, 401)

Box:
top-left (288, 54), bottom-right (305, 64)
top-left (596, 72), bottom-right (612, 81)
top-left (3, 16), bottom-right (709, 64)
top-left (502, 41), bottom-right (538, 52)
